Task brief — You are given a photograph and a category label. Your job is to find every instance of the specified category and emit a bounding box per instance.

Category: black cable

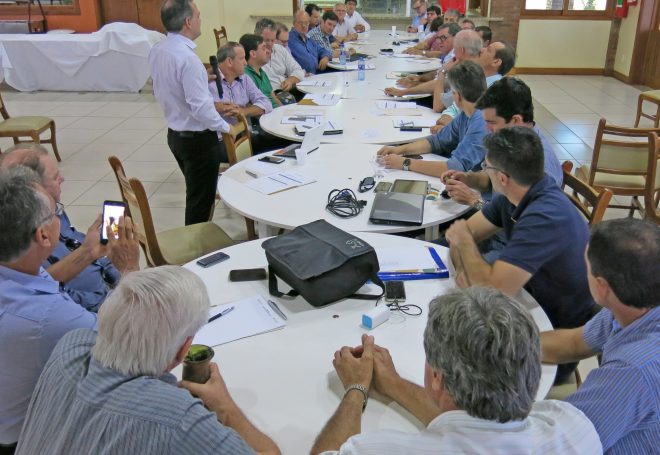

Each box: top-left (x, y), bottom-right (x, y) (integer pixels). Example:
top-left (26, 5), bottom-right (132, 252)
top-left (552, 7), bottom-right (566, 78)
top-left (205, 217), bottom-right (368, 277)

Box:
top-left (326, 189), bottom-right (366, 218)
top-left (376, 296), bottom-right (423, 316)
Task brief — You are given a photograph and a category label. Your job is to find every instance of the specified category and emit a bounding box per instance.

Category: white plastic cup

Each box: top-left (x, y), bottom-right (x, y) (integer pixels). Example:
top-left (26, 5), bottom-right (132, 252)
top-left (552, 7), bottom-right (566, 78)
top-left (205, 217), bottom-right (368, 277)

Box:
top-left (391, 25), bottom-right (396, 35)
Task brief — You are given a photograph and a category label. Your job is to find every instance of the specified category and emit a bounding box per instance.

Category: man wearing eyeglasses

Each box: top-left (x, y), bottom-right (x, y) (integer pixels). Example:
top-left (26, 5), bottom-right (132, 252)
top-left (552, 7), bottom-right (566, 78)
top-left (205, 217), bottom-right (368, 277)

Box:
top-left (0, 145), bottom-right (141, 313)
top-left (445, 127), bottom-right (595, 384)
top-left (0, 166), bottom-right (139, 454)
top-left (407, 0), bottom-right (428, 33)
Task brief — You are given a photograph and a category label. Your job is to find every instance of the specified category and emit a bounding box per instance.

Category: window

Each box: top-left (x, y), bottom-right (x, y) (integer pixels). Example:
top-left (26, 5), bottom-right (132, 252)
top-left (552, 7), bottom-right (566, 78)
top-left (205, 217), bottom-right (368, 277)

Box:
top-left (522, 0), bottom-right (614, 17)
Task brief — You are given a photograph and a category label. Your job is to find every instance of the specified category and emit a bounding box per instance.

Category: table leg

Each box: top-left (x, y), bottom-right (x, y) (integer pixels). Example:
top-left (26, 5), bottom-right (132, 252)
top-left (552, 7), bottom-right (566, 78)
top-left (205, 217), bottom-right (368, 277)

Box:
top-left (257, 222), bottom-right (270, 238)
top-left (424, 225), bottom-right (438, 241)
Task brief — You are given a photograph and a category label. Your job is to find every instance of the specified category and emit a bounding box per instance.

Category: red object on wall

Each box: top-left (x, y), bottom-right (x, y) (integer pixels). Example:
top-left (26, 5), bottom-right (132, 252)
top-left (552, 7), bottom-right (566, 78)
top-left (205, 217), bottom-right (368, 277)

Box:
top-left (615, 0), bottom-right (629, 18)
top-left (439, 0), bottom-right (466, 15)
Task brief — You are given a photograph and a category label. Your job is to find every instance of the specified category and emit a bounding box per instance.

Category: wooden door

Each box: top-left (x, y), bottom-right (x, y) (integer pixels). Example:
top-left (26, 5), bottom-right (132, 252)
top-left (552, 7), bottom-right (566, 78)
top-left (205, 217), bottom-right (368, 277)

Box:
top-left (100, 0), bottom-right (139, 25)
top-left (641, 0), bottom-right (660, 88)
top-left (136, 0), bottom-right (164, 33)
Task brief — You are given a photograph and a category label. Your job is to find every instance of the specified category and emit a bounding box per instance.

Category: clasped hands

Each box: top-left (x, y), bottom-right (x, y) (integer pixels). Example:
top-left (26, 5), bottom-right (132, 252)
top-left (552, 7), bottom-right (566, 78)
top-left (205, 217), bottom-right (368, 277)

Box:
top-left (332, 334), bottom-right (403, 402)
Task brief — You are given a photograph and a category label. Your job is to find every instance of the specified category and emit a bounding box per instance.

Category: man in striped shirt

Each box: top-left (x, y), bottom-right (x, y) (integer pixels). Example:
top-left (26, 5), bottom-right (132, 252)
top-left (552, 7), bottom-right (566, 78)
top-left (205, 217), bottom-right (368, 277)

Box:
top-left (542, 218), bottom-right (659, 454)
top-left (16, 267), bottom-right (279, 455)
top-left (312, 287), bottom-right (602, 454)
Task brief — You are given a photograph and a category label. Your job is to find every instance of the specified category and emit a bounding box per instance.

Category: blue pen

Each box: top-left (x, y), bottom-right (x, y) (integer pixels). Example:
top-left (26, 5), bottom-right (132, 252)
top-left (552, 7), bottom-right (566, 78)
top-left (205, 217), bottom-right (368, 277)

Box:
top-left (208, 306), bottom-right (234, 323)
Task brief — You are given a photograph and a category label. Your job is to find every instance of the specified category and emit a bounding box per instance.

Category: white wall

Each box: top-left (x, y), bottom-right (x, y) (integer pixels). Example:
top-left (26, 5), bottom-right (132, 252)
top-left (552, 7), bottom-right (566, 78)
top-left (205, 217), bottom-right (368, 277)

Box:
top-left (516, 19), bottom-right (612, 69)
top-left (613, 3), bottom-right (641, 77)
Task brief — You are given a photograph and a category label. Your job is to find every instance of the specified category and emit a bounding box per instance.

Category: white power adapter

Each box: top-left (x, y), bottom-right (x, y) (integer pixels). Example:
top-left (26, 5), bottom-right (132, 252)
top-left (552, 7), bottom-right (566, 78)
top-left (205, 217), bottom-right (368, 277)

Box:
top-left (362, 305), bottom-right (391, 329)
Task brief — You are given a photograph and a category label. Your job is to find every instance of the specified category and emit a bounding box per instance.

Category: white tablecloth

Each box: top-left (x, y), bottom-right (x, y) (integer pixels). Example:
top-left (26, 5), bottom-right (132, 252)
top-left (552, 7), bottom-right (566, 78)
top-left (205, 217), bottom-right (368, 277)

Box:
top-left (0, 22), bottom-right (164, 92)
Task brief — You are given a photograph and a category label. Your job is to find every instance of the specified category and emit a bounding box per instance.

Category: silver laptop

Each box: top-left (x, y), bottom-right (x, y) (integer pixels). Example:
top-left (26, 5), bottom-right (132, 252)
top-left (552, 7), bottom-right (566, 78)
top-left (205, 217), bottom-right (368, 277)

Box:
top-left (278, 122), bottom-right (325, 158)
top-left (369, 192), bottom-right (425, 226)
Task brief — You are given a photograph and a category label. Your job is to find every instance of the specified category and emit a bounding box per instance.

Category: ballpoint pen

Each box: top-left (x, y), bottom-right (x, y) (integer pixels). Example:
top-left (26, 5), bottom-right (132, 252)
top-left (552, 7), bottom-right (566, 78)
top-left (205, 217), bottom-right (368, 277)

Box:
top-left (208, 306), bottom-right (234, 323)
top-left (267, 299), bottom-right (288, 320)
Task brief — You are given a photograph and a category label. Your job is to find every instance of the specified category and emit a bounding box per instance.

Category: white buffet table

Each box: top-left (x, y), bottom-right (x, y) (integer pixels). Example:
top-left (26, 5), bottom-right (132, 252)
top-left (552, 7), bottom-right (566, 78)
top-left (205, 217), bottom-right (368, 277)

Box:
top-left (180, 233), bottom-right (557, 455)
top-left (0, 22), bottom-right (164, 92)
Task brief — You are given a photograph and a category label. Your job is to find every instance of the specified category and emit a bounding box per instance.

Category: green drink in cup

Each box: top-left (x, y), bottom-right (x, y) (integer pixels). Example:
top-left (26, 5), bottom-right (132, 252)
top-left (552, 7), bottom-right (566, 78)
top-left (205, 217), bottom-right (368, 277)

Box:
top-left (182, 344), bottom-right (215, 383)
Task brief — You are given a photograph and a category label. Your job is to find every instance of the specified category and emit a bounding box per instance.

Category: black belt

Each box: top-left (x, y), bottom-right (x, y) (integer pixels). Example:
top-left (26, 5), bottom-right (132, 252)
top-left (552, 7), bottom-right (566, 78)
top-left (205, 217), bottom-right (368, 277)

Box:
top-left (168, 129), bottom-right (213, 138)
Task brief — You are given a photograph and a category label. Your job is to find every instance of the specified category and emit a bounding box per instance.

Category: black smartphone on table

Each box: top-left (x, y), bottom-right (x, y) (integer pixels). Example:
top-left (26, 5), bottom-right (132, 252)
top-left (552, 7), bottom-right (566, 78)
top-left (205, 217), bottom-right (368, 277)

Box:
top-left (196, 251), bottom-right (230, 268)
top-left (385, 280), bottom-right (406, 302)
top-left (258, 156), bottom-right (285, 164)
top-left (101, 200), bottom-right (126, 244)
top-left (229, 268), bottom-right (267, 282)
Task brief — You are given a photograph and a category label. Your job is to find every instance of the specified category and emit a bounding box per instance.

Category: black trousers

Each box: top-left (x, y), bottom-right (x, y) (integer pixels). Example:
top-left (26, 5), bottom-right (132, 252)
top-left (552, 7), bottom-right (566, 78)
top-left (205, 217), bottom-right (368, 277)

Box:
top-left (0, 444), bottom-right (16, 455)
top-left (167, 129), bottom-right (226, 226)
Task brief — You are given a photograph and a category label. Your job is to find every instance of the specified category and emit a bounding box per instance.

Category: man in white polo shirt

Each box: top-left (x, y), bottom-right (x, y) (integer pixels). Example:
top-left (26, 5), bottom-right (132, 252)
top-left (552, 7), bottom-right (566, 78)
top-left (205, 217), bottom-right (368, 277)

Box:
top-left (344, 0), bottom-right (370, 33)
top-left (310, 287), bottom-right (602, 455)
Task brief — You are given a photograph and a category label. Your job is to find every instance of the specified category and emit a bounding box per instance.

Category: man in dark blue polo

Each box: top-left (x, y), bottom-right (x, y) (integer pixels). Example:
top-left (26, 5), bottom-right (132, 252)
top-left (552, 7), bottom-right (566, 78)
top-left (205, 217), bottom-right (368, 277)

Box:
top-left (445, 126), bottom-right (594, 382)
top-left (288, 10), bottom-right (332, 74)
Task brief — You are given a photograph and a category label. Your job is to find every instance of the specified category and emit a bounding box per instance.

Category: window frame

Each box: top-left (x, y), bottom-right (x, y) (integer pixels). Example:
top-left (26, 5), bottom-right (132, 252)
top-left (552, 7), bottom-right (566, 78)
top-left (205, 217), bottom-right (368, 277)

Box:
top-left (520, 0), bottom-right (615, 20)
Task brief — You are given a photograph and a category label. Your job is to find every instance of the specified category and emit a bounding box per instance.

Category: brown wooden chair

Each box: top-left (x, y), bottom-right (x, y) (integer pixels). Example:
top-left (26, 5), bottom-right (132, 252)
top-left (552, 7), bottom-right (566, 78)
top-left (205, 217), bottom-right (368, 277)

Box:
top-left (576, 119), bottom-right (660, 218)
top-left (561, 161), bottom-right (613, 225)
top-left (108, 156), bottom-right (234, 266)
top-left (0, 91), bottom-right (61, 161)
top-left (645, 133), bottom-right (660, 224)
top-left (213, 26), bottom-right (228, 49)
top-left (634, 90), bottom-right (660, 128)
top-left (220, 114), bottom-right (257, 239)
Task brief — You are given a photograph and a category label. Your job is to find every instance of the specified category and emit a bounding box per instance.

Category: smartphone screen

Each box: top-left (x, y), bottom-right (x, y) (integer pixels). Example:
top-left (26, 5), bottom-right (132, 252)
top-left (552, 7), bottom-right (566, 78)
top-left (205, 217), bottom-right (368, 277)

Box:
top-left (101, 201), bottom-right (126, 244)
top-left (259, 156), bottom-right (285, 164)
top-left (229, 268), bottom-right (268, 282)
top-left (385, 280), bottom-right (406, 302)
top-left (391, 179), bottom-right (428, 195)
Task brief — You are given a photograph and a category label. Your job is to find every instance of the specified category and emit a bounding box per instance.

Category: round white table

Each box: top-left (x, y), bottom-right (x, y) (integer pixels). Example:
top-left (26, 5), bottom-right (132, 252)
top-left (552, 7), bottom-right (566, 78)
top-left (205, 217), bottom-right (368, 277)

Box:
top-left (218, 143), bottom-right (470, 239)
top-left (259, 98), bottom-right (440, 145)
top-left (180, 233), bottom-right (557, 455)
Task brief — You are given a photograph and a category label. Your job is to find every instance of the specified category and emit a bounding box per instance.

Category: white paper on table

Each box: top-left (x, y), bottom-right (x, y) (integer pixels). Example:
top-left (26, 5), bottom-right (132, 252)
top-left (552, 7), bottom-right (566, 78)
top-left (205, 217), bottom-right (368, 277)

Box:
top-left (385, 72), bottom-right (411, 79)
top-left (410, 58), bottom-right (433, 64)
top-left (193, 295), bottom-right (286, 347)
top-left (245, 171), bottom-right (316, 195)
top-left (361, 128), bottom-right (383, 140)
top-left (337, 62), bottom-right (376, 70)
top-left (377, 100), bottom-right (418, 109)
top-left (392, 118), bottom-right (437, 128)
top-left (391, 53), bottom-right (415, 58)
top-left (296, 79), bottom-right (332, 87)
top-left (243, 161), bottom-right (283, 178)
top-left (376, 247), bottom-right (442, 272)
top-left (295, 120), bottom-right (343, 134)
top-left (281, 114), bottom-right (325, 124)
top-left (302, 93), bottom-right (340, 106)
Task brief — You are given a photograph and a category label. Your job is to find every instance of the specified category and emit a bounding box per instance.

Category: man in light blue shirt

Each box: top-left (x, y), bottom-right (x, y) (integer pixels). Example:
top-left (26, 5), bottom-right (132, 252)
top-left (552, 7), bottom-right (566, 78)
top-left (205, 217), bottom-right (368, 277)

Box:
top-left (378, 61), bottom-right (489, 176)
top-left (0, 168), bottom-right (128, 449)
top-left (16, 267), bottom-right (279, 455)
top-left (542, 219), bottom-right (659, 454)
top-left (407, 0), bottom-right (428, 33)
top-left (149, 0), bottom-right (232, 225)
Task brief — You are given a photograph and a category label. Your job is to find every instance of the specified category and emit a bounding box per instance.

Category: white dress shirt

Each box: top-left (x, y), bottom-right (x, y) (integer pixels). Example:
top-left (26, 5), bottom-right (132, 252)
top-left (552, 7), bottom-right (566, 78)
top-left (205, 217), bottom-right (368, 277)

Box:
top-left (325, 400), bottom-right (603, 455)
top-left (262, 43), bottom-right (306, 91)
top-left (148, 33), bottom-right (230, 133)
top-left (332, 19), bottom-right (355, 38)
top-left (345, 10), bottom-right (370, 32)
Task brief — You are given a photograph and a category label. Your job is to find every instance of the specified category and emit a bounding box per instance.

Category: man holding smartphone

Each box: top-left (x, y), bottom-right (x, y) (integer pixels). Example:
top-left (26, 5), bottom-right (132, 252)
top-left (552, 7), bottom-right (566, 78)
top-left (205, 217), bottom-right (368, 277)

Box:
top-left (0, 145), bottom-right (141, 312)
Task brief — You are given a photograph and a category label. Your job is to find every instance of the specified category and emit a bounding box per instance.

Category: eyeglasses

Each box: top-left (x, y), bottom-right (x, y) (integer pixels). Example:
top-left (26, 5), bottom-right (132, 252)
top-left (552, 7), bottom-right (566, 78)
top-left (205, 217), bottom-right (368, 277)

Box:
top-left (481, 161), bottom-right (509, 176)
top-left (33, 202), bottom-right (64, 233)
top-left (437, 34), bottom-right (449, 42)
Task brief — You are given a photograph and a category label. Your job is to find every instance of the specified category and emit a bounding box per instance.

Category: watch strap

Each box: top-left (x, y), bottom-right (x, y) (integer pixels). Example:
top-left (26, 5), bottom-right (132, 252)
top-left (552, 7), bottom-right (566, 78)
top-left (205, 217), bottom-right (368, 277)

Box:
top-left (344, 383), bottom-right (369, 412)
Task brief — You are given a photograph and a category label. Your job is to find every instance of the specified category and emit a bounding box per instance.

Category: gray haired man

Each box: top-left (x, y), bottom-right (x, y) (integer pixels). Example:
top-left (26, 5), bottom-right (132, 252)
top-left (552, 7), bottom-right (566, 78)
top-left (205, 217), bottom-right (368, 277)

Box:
top-left (311, 287), bottom-right (602, 454)
top-left (16, 266), bottom-right (280, 455)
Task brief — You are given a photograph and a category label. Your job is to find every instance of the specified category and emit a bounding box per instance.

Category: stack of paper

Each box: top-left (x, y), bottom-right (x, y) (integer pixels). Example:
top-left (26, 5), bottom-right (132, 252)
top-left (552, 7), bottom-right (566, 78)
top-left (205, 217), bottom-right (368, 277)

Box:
top-left (243, 161), bottom-right (282, 178)
top-left (392, 118), bottom-right (436, 128)
top-left (296, 79), bottom-right (332, 87)
top-left (376, 246), bottom-right (449, 280)
top-left (245, 170), bottom-right (316, 195)
top-left (295, 120), bottom-right (343, 135)
top-left (281, 114), bottom-right (325, 124)
top-left (193, 295), bottom-right (286, 347)
top-left (377, 100), bottom-right (421, 116)
top-left (300, 93), bottom-right (341, 106)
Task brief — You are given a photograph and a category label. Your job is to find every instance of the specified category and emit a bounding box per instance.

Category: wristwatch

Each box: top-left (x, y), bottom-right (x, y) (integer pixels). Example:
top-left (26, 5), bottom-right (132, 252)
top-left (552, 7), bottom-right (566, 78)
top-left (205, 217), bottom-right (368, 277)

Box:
top-left (403, 158), bottom-right (411, 171)
top-left (473, 198), bottom-right (485, 211)
top-left (344, 384), bottom-right (369, 412)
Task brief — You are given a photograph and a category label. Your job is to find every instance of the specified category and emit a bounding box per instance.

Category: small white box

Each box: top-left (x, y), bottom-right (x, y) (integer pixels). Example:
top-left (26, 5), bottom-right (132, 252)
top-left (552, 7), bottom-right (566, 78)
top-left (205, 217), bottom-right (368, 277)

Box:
top-left (362, 305), bottom-right (390, 329)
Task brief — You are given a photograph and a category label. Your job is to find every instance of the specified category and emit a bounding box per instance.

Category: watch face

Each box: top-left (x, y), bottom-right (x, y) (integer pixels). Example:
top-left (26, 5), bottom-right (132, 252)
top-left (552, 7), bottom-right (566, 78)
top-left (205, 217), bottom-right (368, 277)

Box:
top-left (403, 158), bottom-right (411, 167)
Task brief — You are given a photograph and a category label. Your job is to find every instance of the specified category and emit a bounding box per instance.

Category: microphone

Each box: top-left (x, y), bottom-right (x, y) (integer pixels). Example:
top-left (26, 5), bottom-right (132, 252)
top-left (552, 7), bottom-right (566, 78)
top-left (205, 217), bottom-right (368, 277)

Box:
top-left (209, 55), bottom-right (223, 98)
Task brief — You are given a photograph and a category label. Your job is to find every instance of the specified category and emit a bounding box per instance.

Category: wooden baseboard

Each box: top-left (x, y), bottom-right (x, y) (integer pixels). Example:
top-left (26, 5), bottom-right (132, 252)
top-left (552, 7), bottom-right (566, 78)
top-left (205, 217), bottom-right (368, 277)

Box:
top-left (612, 70), bottom-right (632, 84)
top-left (511, 67), bottom-right (605, 76)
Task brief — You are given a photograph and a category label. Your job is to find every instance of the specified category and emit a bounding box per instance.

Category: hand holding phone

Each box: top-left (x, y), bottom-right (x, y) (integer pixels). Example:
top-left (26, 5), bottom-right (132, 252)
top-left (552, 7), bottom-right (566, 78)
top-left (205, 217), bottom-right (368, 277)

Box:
top-left (101, 201), bottom-right (126, 245)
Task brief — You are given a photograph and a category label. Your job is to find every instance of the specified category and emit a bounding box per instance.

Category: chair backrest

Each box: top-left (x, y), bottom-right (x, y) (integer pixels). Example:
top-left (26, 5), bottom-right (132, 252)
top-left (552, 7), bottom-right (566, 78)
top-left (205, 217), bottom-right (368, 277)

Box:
top-left (214, 26), bottom-right (228, 49)
top-left (589, 119), bottom-right (660, 188)
top-left (0, 92), bottom-right (11, 120)
top-left (645, 133), bottom-right (660, 224)
top-left (107, 155), bottom-right (166, 266)
top-left (562, 161), bottom-right (613, 225)
top-left (221, 114), bottom-right (253, 165)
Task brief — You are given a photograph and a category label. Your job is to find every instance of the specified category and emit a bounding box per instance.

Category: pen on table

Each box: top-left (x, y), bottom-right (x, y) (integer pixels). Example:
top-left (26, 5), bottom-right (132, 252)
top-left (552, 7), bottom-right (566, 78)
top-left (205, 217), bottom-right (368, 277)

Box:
top-left (208, 306), bottom-right (234, 323)
top-left (267, 299), bottom-right (288, 320)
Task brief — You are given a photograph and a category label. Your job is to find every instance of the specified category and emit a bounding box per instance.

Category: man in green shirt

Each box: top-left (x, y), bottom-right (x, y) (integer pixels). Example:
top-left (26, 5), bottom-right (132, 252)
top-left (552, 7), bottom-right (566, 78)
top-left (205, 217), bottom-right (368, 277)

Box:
top-left (240, 34), bottom-right (282, 109)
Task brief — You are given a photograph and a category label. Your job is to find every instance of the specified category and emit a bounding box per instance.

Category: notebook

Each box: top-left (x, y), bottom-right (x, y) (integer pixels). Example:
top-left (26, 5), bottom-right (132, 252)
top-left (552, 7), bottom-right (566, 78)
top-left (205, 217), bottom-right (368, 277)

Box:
top-left (369, 191), bottom-right (425, 226)
top-left (274, 123), bottom-right (325, 158)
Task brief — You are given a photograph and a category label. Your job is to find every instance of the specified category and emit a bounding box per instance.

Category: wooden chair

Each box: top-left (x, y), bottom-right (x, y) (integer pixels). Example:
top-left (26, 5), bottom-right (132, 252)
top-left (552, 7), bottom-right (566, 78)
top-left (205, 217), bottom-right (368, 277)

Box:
top-left (0, 91), bottom-right (61, 161)
top-left (645, 133), bottom-right (660, 224)
top-left (108, 156), bottom-right (234, 267)
top-left (561, 161), bottom-right (613, 225)
top-left (634, 90), bottom-right (660, 128)
top-left (213, 26), bottom-right (228, 49)
top-left (220, 114), bottom-right (257, 239)
top-left (576, 119), bottom-right (660, 218)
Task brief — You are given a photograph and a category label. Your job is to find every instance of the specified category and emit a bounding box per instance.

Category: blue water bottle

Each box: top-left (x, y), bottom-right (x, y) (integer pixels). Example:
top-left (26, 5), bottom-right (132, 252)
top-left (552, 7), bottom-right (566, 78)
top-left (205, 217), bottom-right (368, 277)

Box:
top-left (339, 42), bottom-right (347, 66)
top-left (358, 57), bottom-right (366, 81)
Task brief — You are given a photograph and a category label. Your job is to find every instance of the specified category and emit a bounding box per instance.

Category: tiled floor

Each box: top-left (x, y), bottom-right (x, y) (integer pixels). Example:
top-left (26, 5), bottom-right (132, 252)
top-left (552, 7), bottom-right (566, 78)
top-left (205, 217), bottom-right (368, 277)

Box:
top-left (0, 74), bottom-right (649, 235)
